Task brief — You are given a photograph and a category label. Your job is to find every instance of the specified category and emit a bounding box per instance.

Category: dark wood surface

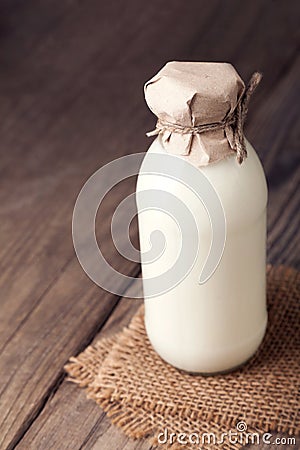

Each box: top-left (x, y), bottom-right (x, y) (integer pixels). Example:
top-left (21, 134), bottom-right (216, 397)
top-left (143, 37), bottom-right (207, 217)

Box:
top-left (0, 1), bottom-right (299, 449)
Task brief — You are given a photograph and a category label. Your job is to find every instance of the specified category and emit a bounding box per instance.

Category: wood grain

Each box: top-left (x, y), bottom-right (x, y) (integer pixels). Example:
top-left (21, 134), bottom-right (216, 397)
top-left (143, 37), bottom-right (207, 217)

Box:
top-left (0, 0), bottom-right (299, 448)
top-left (15, 281), bottom-right (143, 450)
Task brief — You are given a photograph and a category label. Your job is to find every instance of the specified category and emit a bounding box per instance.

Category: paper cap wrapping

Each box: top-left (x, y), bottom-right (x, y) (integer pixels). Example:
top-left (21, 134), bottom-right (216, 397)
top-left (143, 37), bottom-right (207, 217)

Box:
top-left (144, 62), bottom-right (260, 167)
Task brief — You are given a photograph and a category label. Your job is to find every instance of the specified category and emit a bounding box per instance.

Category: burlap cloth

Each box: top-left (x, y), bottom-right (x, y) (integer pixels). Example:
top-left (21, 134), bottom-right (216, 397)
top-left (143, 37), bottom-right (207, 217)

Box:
top-left (65, 266), bottom-right (300, 449)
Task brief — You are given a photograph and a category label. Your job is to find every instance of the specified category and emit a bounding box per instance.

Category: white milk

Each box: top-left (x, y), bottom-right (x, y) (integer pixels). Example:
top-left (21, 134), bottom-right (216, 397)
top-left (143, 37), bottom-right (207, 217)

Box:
top-left (136, 136), bottom-right (268, 373)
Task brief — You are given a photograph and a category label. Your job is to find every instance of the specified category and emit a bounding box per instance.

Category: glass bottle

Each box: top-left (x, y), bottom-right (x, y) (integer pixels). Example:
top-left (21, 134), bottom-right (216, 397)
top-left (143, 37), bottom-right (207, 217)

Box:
top-left (136, 62), bottom-right (268, 374)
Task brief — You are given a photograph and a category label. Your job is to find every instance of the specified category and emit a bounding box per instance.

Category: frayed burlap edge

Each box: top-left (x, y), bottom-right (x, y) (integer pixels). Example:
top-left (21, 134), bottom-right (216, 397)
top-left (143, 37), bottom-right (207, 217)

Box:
top-left (65, 266), bottom-right (300, 450)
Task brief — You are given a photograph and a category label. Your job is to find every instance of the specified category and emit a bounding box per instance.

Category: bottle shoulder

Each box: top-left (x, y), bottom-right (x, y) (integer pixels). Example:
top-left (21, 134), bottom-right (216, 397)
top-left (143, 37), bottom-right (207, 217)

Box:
top-left (137, 137), bottom-right (268, 227)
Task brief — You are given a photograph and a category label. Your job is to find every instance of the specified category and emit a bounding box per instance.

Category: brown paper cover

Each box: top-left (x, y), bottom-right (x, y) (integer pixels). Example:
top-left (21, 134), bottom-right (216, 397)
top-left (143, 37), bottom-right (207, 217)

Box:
top-left (144, 61), bottom-right (245, 166)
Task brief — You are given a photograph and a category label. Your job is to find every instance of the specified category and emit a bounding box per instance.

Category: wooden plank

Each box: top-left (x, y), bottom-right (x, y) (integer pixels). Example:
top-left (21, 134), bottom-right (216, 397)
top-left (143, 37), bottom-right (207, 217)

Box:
top-left (15, 280), bottom-right (143, 450)
top-left (247, 56), bottom-right (300, 268)
top-left (268, 168), bottom-right (300, 266)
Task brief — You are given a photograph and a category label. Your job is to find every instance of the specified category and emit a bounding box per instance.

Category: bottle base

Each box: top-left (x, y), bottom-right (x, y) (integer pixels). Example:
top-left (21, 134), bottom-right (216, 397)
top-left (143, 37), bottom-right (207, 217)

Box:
top-left (146, 315), bottom-right (268, 375)
top-left (176, 354), bottom-right (256, 376)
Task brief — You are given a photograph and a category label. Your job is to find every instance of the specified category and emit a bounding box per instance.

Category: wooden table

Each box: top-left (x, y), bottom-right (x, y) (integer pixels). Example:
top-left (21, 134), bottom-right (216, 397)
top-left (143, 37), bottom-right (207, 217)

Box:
top-left (0, 1), bottom-right (299, 448)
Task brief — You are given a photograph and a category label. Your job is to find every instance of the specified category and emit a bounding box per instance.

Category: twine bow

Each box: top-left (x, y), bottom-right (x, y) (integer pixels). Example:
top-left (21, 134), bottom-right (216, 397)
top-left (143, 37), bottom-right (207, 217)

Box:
top-left (147, 72), bottom-right (262, 164)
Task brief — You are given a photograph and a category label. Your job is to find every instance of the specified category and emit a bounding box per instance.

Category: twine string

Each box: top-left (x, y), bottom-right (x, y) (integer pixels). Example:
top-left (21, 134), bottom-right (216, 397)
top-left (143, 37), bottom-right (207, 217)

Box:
top-left (146, 72), bottom-right (262, 164)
